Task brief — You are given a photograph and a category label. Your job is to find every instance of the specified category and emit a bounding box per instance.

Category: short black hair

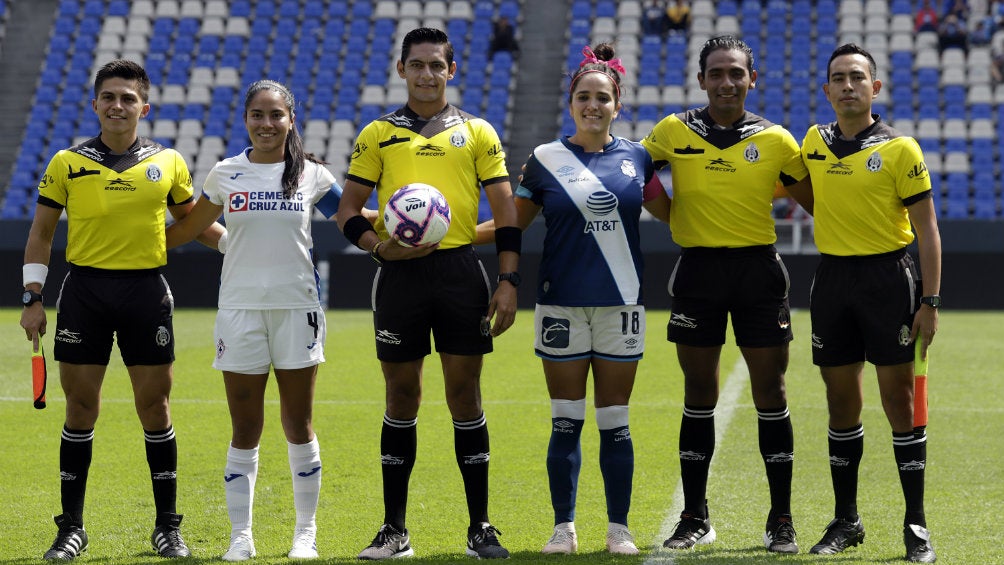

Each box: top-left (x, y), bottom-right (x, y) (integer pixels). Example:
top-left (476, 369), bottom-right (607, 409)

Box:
top-left (401, 27), bottom-right (454, 66)
top-left (94, 59), bottom-right (150, 102)
top-left (827, 43), bottom-right (878, 80)
top-left (698, 36), bottom-right (755, 75)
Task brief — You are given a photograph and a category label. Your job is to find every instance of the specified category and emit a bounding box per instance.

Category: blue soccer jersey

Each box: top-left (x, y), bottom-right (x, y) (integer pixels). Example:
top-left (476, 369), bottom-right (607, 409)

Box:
top-left (517, 137), bottom-right (657, 306)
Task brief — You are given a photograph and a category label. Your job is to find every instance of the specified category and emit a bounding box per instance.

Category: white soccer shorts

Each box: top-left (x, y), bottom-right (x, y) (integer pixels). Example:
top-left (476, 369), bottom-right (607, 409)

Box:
top-left (213, 307), bottom-right (326, 374)
top-left (534, 304), bottom-right (645, 361)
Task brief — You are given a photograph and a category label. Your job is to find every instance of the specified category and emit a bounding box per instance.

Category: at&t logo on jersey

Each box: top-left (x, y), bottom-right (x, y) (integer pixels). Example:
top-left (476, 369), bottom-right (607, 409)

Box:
top-left (583, 191), bottom-right (621, 233)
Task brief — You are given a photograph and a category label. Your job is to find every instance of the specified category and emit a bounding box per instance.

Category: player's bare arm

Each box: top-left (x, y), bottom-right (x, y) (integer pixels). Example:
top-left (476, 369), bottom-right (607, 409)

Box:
top-left (166, 197), bottom-right (225, 250)
top-left (907, 196), bottom-right (942, 356)
top-left (20, 204), bottom-right (61, 345)
top-left (169, 200), bottom-right (227, 251)
top-left (483, 180), bottom-right (519, 337)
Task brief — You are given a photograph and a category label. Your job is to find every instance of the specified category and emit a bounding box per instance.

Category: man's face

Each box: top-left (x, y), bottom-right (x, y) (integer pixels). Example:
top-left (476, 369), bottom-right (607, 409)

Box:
top-left (397, 42), bottom-right (455, 106)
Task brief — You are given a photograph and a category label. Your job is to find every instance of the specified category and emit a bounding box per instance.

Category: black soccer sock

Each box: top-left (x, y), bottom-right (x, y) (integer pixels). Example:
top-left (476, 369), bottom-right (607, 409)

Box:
top-left (381, 414), bottom-right (417, 532)
top-left (757, 406), bottom-right (794, 520)
top-left (454, 413), bottom-right (490, 527)
top-left (59, 426), bottom-right (94, 526)
top-left (144, 426), bottom-right (178, 518)
top-left (894, 428), bottom-right (927, 527)
top-left (679, 405), bottom-right (715, 518)
top-left (827, 424), bottom-right (864, 520)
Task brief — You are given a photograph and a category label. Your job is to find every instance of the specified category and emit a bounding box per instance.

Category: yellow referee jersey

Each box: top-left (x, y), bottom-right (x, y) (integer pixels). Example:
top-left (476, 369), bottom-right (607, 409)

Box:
top-left (801, 119), bottom-right (932, 256)
top-left (37, 136), bottom-right (194, 269)
top-left (346, 104), bottom-right (508, 249)
top-left (642, 108), bottom-right (808, 248)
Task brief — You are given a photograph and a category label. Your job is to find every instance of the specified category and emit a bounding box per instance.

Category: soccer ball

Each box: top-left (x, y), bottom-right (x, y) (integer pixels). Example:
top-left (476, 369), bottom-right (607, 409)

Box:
top-left (383, 183), bottom-right (452, 246)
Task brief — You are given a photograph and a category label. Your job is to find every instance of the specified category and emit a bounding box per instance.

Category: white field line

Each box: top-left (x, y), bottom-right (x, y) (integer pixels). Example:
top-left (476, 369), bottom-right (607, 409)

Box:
top-left (643, 356), bottom-right (750, 564)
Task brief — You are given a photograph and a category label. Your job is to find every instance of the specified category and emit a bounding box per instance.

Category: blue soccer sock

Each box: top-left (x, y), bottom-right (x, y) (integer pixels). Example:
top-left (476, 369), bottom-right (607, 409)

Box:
top-left (547, 399), bottom-right (585, 525)
top-left (597, 405), bottom-right (633, 526)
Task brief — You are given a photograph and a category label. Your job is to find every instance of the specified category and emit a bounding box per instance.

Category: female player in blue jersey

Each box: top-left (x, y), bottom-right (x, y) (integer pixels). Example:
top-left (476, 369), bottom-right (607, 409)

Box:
top-left (513, 43), bottom-right (670, 555)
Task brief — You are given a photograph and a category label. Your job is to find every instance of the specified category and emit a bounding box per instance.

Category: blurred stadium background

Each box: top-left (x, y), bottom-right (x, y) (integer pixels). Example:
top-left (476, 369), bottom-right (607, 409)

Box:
top-left (0, 0), bottom-right (1002, 309)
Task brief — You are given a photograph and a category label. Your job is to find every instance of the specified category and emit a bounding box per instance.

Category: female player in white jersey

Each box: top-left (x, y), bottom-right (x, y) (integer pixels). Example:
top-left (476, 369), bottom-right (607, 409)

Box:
top-left (166, 80), bottom-right (345, 561)
top-left (513, 44), bottom-right (670, 555)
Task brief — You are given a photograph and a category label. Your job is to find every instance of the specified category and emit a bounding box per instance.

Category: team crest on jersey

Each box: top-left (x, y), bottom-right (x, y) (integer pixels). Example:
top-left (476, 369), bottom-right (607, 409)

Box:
top-left (744, 142), bottom-right (760, 163)
top-left (229, 192), bottom-right (249, 212)
top-left (449, 130), bottom-right (467, 148)
top-left (866, 151), bottom-right (883, 172)
top-left (620, 159), bottom-right (636, 178)
top-left (146, 164), bottom-right (162, 182)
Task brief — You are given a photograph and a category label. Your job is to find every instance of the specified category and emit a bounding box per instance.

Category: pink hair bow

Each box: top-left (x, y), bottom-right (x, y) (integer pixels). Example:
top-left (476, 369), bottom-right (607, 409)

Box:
top-left (579, 46), bottom-right (626, 75)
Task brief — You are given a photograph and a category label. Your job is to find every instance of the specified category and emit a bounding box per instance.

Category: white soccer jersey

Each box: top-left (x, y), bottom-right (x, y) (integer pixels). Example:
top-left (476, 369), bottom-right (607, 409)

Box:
top-left (202, 149), bottom-right (340, 309)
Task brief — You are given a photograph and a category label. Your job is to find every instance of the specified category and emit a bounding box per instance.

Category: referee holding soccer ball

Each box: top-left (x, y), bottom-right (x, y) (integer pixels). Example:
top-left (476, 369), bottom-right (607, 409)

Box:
top-left (335, 27), bottom-right (520, 560)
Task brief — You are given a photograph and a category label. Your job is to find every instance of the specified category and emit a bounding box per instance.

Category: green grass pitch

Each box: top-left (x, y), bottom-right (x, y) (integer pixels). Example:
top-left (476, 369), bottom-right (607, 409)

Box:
top-left (1, 308), bottom-right (1001, 564)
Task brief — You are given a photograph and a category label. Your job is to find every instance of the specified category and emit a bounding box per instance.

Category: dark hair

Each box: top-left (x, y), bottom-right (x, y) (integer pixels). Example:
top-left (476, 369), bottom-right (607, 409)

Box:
top-left (698, 35), bottom-right (755, 75)
top-left (568, 43), bottom-right (623, 103)
top-left (243, 80), bottom-right (326, 199)
top-left (401, 27), bottom-right (454, 65)
top-left (94, 59), bottom-right (150, 102)
top-left (827, 43), bottom-right (878, 80)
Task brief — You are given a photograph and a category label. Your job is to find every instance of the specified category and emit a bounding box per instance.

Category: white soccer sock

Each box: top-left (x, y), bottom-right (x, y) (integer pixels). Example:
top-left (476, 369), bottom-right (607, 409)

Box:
top-left (225, 444), bottom-right (259, 540)
top-left (288, 436), bottom-right (321, 532)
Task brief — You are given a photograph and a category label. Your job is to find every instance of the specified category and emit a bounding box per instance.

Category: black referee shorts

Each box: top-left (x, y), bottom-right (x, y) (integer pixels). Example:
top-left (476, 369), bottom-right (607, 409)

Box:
top-left (54, 265), bottom-right (176, 366)
top-left (809, 249), bottom-right (921, 367)
top-left (667, 245), bottom-right (793, 348)
top-left (371, 245), bottom-right (493, 362)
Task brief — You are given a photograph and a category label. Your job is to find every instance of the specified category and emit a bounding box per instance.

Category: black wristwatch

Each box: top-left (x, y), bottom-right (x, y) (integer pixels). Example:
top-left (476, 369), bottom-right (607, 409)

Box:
top-left (22, 289), bottom-right (43, 307)
top-left (920, 295), bottom-right (941, 309)
top-left (498, 272), bottom-right (521, 287)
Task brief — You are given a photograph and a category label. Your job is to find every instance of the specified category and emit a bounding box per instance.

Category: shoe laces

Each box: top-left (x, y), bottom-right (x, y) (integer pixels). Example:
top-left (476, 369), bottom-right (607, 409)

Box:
top-left (607, 527), bottom-right (635, 546)
top-left (771, 520), bottom-right (797, 544)
top-left (157, 527), bottom-right (186, 547)
top-left (373, 524), bottom-right (403, 547)
top-left (292, 528), bottom-right (316, 548)
top-left (547, 527), bottom-right (576, 546)
top-left (472, 524), bottom-right (503, 546)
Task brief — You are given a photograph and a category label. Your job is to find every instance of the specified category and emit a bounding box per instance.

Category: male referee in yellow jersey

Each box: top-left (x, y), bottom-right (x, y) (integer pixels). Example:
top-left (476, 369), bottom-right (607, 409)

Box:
top-left (641, 35), bottom-right (813, 554)
top-left (19, 59), bottom-right (224, 560)
top-left (802, 44), bottom-right (940, 564)
top-left (336, 28), bottom-right (519, 560)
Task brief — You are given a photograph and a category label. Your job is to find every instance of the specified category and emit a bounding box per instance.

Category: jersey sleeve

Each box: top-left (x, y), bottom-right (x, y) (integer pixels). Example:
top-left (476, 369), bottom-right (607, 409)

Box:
top-left (895, 137), bottom-right (932, 201)
top-left (515, 151), bottom-right (545, 205)
top-left (345, 121), bottom-right (383, 187)
top-left (313, 164), bottom-right (341, 218)
top-left (202, 165), bottom-right (225, 206)
top-left (473, 119), bottom-right (509, 185)
top-left (37, 151), bottom-right (70, 208)
top-left (166, 150), bottom-right (195, 206)
top-left (641, 116), bottom-right (674, 167)
top-left (776, 127), bottom-right (810, 185)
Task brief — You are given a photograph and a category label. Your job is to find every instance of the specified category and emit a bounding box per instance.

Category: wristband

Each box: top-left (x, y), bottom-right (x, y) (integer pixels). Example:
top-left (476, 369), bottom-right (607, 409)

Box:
top-left (217, 231), bottom-right (228, 254)
top-left (343, 214), bottom-right (376, 249)
top-left (23, 263), bottom-right (48, 288)
top-left (495, 226), bottom-right (522, 255)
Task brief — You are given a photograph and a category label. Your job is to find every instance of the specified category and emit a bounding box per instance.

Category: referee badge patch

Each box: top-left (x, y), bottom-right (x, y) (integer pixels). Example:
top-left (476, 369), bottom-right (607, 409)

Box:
top-left (620, 159), bottom-right (636, 178)
top-left (146, 164), bottom-right (162, 182)
top-left (744, 142), bottom-right (760, 163)
top-left (155, 326), bottom-right (171, 347)
top-left (450, 130), bottom-right (467, 148)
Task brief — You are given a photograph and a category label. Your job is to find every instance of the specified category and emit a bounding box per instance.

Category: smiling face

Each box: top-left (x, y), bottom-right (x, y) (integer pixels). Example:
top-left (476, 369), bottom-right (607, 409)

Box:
top-left (397, 42), bottom-right (456, 116)
top-left (698, 47), bottom-right (756, 126)
top-left (823, 53), bottom-right (880, 121)
top-left (244, 89), bottom-right (293, 163)
top-left (92, 77), bottom-right (149, 148)
top-left (568, 71), bottom-right (620, 141)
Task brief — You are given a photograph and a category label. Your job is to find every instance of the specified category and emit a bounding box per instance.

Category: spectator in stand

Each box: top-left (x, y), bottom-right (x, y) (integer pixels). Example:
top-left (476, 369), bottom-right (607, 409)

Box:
top-left (944, 0), bottom-right (970, 22)
top-left (971, 9), bottom-right (997, 45)
top-left (665, 0), bottom-right (691, 33)
top-left (914, 0), bottom-right (939, 32)
top-left (488, 16), bottom-right (520, 60)
top-left (642, 0), bottom-right (668, 37)
top-left (937, 14), bottom-right (970, 54)
top-left (992, 40), bottom-right (1004, 84)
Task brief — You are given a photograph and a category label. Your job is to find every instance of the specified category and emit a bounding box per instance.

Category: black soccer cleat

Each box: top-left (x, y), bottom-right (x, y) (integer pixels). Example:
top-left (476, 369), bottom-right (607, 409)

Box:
top-left (764, 514), bottom-right (799, 554)
top-left (44, 514), bottom-right (89, 560)
top-left (809, 517), bottom-right (865, 555)
top-left (466, 523), bottom-right (509, 559)
top-left (904, 524), bottom-right (937, 563)
top-left (151, 512), bottom-right (191, 558)
top-left (663, 511), bottom-right (716, 550)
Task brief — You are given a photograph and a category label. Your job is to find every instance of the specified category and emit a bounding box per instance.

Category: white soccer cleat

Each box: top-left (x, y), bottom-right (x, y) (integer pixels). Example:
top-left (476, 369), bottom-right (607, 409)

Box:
top-left (288, 527), bottom-right (319, 559)
top-left (542, 522), bottom-right (578, 554)
top-left (606, 523), bottom-right (640, 555)
top-left (222, 534), bottom-right (256, 562)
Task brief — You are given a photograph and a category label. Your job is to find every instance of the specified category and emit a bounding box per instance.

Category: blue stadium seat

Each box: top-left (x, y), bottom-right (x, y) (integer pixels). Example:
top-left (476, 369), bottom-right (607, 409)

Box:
top-left (327, 1), bottom-right (348, 18)
top-left (571, 1), bottom-right (591, 19)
